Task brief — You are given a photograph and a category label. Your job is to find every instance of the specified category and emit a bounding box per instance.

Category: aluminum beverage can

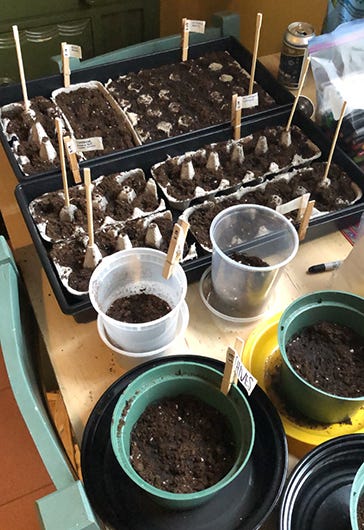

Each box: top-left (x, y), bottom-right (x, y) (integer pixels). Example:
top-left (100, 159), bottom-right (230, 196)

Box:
top-left (278, 22), bottom-right (315, 89)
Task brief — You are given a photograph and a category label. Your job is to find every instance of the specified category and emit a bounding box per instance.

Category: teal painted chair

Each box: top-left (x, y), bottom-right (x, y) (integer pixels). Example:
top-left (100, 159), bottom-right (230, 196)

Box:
top-left (0, 236), bottom-right (101, 530)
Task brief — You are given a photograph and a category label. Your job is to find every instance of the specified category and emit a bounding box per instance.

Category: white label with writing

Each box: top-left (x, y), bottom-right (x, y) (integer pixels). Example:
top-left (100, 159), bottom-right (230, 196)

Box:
top-left (185, 19), bottom-right (206, 33)
top-left (233, 354), bottom-right (257, 396)
top-left (236, 93), bottom-right (259, 110)
top-left (63, 44), bottom-right (82, 59)
top-left (66, 137), bottom-right (104, 153)
top-left (276, 193), bottom-right (310, 216)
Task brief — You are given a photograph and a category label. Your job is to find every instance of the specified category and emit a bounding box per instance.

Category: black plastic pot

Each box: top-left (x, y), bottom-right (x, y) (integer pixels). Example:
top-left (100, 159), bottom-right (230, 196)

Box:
top-left (81, 354), bottom-right (288, 530)
top-left (280, 433), bottom-right (364, 530)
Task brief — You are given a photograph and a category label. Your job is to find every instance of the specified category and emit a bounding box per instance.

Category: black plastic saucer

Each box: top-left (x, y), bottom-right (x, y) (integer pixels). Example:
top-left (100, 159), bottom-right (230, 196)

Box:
top-left (81, 354), bottom-right (288, 530)
top-left (280, 433), bottom-right (364, 530)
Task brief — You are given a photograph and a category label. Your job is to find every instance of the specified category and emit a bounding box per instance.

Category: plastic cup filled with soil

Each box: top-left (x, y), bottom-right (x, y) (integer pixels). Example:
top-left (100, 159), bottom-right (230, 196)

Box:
top-left (89, 247), bottom-right (187, 352)
top-left (210, 204), bottom-right (299, 319)
top-left (278, 291), bottom-right (364, 423)
top-left (110, 361), bottom-right (255, 510)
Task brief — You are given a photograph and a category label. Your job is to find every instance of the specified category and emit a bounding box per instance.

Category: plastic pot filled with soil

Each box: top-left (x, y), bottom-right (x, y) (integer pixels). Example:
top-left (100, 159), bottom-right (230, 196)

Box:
top-left (110, 360), bottom-right (255, 510)
top-left (351, 462), bottom-right (364, 530)
top-left (278, 290), bottom-right (364, 423)
top-left (209, 204), bottom-right (299, 320)
top-left (89, 248), bottom-right (187, 353)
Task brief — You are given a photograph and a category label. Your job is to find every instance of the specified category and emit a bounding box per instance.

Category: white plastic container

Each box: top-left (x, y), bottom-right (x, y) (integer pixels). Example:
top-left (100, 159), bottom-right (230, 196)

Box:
top-left (89, 248), bottom-right (187, 352)
top-left (210, 204), bottom-right (299, 319)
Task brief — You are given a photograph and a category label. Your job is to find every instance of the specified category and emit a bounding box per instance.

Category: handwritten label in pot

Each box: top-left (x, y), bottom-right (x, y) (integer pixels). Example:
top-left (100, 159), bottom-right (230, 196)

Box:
top-left (233, 354), bottom-right (257, 396)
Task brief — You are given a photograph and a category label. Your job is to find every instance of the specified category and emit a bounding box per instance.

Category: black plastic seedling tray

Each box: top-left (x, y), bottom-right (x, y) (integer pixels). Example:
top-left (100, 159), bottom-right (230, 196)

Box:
top-left (15, 107), bottom-right (364, 321)
top-left (0, 35), bottom-right (293, 183)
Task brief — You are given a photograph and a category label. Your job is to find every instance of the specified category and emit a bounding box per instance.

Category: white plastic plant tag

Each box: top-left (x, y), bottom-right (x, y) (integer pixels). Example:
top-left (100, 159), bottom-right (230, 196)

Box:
top-left (184, 19), bottom-right (206, 33)
top-left (62, 44), bottom-right (82, 59)
top-left (236, 93), bottom-right (259, 109)
top-left (74, 137), bottom-right (104, 152)
top-left (233, 354), bottom-right (257, 396)
top-left (66, 137), bottom-right (104, 153)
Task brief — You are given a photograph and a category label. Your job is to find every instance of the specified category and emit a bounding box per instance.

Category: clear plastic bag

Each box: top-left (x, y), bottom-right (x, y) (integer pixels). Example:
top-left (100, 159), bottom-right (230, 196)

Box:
top-left (308, 19), bottom-right (364, 168)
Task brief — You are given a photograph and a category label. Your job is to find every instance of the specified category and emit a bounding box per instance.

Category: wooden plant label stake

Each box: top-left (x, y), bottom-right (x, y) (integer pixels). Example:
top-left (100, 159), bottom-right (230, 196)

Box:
top-left (63, 135), bottom-right (81, 183)
top-left (322, 100), bottom-right (347, 183)
top-left (62, 43), bottom-right (82, 60)
top-left (55, 118), bottom-right (70, 207)
top-left (233, 337), bottom-right (245, 385)
top-left (163, 217), bottom-right (190, 279)
top-left (231, 93), bottom-right (238, 126)
top-left (221, 346), bottom-right (236, 395)
top-left (84, 168), bottom-right (94, 246)
top-left (285, 56), bottom-right (311, 132)
top-left (232, 95), bottom-right (242, 140)
top-left (248, 12), bottom-right (263, 95)
top-left (61, 42), bottom-right (71, 88)
top-left (12, 25), bottom-right (30, 112)
top-left (298, 199), bottom-right (315, 241)
top-left (181, 18), bottom-right (206, 61)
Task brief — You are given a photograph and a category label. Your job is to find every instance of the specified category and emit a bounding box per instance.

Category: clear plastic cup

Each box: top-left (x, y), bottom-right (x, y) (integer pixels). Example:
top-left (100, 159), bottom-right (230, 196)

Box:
top-left (210, 204), bottom-right (299, 319)
top-left (89, 248), bottom-right (187, 352)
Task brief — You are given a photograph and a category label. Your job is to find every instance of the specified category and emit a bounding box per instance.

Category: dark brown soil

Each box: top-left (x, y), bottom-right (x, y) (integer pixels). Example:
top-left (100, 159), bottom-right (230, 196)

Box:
top-left (264, 351), bottom-right (352, 428)
top-left (130, 394), bottom-right (236, 493)
top-left (1, 96), bottom-right (61, 175)
top-left (107, 50), bottom-right (276, 143)
top-left (230, 252), bottom-right (269, 267)
top-left (106, 292), bottom-right (171, 323)
top-left (54, 85), bottom-right (138, 157)
top-left (187, 161), bottom-right (357, 250)
top-left (286, 321), bottom-right (364, 397)
top-left (49, 211), bottom-right (177, 293)
top-left (358, 494), bottom-right (364, 528)
top-left (30, 169), bottom-right (162, 242)
top-left (152, 125), bottom-right (319, 202)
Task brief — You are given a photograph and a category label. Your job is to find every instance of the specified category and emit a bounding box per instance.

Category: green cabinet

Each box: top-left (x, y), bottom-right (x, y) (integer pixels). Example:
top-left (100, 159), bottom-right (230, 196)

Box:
top-left (0, 0), bottom-right (159, 85)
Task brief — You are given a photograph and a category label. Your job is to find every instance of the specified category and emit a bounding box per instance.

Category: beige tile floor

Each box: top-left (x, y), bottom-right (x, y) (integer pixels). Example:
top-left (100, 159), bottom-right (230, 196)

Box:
top-left (0, 348), bottom-right (55, 529)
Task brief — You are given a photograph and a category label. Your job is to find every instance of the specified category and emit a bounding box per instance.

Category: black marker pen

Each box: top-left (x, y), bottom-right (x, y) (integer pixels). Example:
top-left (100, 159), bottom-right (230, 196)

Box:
top-left (307, 260), bottom-right (343, 274)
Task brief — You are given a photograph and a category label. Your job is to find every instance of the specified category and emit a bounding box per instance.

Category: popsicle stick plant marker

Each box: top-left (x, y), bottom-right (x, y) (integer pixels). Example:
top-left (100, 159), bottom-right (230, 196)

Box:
top-left (298, 199), bottom-right (315, 241)
top-left (248, 13), bottom-right (263, 96)
top-left (12, 25), bottom-right (30, 112)
top-left (61, 42), bottom-right (82, 88)
top-left (282, 56), bottom-right (311, 146)
top-left (233, 337), bottom-right (245, 386)
top-left (63, 135), bottom-right (81, 183)
top-left (231, 93), bottom-right (242, 140)
top-left (221, 346), bottom-right (236, 396)
top-left (55, 118), bottom-right (78, 222)
top-left (83, 168), bottom-right (102, 269)
top-left (162, 217), bottom-right (190, 280)
top-left (321, 100), bottom-right (347, 187)
top-left (181, 18), bottom-right (206, 61)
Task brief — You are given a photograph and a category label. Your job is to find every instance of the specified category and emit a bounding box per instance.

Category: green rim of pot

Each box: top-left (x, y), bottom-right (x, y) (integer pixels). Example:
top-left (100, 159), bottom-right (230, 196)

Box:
top-left (350, 462), bottom-right (364, 530)
top-left (110, 361), bottom-right (255, 506)
top-left (278, 290), bottom-right (364, 423)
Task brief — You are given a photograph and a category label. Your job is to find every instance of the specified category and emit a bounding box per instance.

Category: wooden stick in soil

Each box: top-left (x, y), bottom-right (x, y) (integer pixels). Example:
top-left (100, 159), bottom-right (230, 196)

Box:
top-left (231, 94), bottom-right (242, 141)
top-left (61, 42), bottom-right (71, 88)
top-left (63, 135), bottom-right (81, 183)
top-left (298, 199), bottom-right (315, 241)
top-left (181, 18), bottom-right (189, 62)
top-left (233, 337), bottom-right (245, 386)
top-left (285, 56), bottom-right (311, 132)
top-left (248, 13), bottom-right (263, 96)
top-left (83, 168), bottom-right (102, 269)
top-left (55, 118), bottom-right (77, 223)
top-left (12, 25), bottom-right (30, 112)
top-left (221, 346), bottom-right (236, 395)
top-left (321, 100), bottom-right (347, 185)
top-left (163, 217), bottom-right (190, 280)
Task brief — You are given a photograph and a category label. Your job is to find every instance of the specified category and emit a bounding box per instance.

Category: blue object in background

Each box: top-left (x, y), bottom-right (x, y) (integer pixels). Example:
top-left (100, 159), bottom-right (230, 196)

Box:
top-left (322, 0), bottom-right (364, 32)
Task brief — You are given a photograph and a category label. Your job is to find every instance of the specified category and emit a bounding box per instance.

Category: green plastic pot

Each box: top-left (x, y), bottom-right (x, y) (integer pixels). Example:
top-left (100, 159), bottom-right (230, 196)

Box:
top-left (351, 462), bottom-right (364, 530)
top-left (278, 290), bottom-right (364, 424)
top-left (110, 361), bottom-right (255, 510)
